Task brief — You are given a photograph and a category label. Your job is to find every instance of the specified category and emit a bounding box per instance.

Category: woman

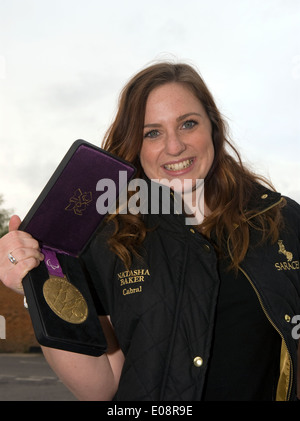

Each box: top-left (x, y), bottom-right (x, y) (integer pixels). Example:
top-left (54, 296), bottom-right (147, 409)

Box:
top-left (0, 62), bottom-right (299, 401)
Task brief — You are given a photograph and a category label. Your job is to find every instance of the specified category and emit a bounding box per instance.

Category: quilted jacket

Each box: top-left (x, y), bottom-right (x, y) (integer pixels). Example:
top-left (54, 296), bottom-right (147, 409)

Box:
top-left (82, 185), bottom-right (300, 401)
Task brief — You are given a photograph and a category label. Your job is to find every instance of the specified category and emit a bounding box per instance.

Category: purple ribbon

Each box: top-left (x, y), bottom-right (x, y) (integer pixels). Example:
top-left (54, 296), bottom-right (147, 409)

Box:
top-left (42, 247), bottom-right (64, 278)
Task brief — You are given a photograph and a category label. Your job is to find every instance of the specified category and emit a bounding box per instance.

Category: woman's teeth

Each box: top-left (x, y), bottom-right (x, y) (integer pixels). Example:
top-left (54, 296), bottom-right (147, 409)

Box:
top-left (164, 159), bottom-right (194, 171)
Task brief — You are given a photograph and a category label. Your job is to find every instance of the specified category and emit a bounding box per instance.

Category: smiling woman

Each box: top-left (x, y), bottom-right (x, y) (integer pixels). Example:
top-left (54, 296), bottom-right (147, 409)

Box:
top-left (102, 62), bottom-right (285, 272)
top-left (0, 60), bottom-right (299, 402)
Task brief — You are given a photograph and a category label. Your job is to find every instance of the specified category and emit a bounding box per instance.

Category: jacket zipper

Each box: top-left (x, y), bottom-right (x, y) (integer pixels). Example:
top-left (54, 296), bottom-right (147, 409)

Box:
top-left (226, 196), bottom-right (293, 400)
top-left (238, 264), bottom-right (293, 401)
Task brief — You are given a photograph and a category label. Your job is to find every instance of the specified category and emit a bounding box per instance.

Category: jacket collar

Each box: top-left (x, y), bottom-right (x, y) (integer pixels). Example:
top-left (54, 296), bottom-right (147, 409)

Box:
top-left (243, 184), bottom-right (283, 220)
top-left (143, 177), bottom-right (282, 214)
top-left (141, 177), bottom-right (283, 230)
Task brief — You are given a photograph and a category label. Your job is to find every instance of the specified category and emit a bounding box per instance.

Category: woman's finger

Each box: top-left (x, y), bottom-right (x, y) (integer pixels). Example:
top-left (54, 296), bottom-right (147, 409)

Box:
top-left (6, 247), bottom-right (44, 266)
top-left (8, 215), bottom-right (22, 232)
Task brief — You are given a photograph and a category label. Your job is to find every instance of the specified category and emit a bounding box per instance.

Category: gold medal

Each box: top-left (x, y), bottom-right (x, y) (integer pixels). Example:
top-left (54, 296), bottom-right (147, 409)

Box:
top-left (43, 276), bottom-right (88, 324)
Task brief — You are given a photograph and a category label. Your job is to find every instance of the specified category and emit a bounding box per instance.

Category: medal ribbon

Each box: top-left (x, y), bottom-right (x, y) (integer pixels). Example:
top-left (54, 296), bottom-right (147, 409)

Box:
top-left (41, 247), bottom-right (65, 278)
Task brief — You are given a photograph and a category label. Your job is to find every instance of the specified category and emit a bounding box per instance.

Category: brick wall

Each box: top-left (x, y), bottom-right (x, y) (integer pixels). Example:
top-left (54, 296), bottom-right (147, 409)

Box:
top-left (0, 282), bottom-right (39, 352)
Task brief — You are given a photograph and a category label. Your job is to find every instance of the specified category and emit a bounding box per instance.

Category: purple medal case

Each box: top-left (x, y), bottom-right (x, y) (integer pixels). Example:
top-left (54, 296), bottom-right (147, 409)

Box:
top-left (20, 139), bottom-right (136, 356)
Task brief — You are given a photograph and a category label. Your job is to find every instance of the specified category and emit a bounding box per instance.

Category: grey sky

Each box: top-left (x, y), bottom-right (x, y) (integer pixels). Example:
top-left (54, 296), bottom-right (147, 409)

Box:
top-left (0, 0), bottom-right (299, 218)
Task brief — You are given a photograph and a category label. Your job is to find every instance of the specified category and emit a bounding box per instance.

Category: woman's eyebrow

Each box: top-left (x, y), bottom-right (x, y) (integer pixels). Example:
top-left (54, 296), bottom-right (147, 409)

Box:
top-left (144, 112), bottom-right (203, 129)
top-left (143, 122), bottom-right (162, 129)
top-left (176, 112), bottom-right (202, 122)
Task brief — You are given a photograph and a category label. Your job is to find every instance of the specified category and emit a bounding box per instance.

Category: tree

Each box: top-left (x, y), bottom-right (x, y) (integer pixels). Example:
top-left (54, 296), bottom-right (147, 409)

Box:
top-left (0, 195), bottom-right (12, 238)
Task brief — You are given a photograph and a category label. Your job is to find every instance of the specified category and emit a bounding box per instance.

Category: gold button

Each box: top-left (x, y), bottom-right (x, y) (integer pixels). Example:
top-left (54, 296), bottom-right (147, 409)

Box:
top-left (193, 356), bottom-right (203, 367)
top-left (261, 194), bottom-right (268, 199)
top-left (285, 314), bottom-right (291, 322)
top-left (190, 228), bottom-right (195, 234)
top-left (202, 244), bottom-right (211, 253)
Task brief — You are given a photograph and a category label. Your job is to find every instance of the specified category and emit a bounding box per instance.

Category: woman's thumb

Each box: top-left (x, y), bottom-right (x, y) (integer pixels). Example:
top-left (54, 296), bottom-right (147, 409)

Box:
top-left (8, 215), bottom-right (22, 232)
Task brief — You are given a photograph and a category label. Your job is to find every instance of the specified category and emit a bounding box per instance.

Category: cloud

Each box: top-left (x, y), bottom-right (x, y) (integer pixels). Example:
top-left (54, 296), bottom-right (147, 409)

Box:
top-left (0, 0), bottom-right (299, 218)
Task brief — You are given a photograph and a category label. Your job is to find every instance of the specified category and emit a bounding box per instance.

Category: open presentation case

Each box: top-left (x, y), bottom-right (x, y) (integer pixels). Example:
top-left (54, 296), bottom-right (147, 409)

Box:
top-left (20, 139), bottom-right (136, 356)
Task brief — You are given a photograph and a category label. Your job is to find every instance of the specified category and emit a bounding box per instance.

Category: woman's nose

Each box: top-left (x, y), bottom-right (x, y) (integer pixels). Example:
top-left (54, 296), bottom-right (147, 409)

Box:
top-left (164, 131), bottom-right (186, 156)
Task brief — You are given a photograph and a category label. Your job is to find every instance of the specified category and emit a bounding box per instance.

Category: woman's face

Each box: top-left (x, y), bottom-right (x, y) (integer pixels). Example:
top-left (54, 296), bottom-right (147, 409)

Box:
top-left (140, 83), bottom-right (215, 187)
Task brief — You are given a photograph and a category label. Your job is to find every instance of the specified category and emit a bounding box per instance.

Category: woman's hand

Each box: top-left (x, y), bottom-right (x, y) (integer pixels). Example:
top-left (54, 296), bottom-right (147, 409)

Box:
top-left (0, 215), bottom-right (44, 294)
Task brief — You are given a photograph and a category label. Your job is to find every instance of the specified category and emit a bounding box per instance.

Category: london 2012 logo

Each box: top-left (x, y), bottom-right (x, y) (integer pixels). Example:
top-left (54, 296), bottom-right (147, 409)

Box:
top-left (65, 188), bottom-right (93, 216)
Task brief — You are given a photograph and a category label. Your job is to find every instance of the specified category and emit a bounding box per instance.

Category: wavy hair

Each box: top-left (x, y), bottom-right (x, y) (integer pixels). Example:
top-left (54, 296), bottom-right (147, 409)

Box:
top-left (102, 62), bottom-right (284, 270)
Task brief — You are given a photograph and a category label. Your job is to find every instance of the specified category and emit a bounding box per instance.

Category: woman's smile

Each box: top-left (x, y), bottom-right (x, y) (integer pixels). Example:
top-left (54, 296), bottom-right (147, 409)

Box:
top-left (163, 157), bottom-right (196, 174)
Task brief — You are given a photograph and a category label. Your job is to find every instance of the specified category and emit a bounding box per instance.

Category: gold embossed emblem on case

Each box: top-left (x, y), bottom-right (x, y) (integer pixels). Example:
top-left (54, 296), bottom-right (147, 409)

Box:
top-left (65, 188), bottom-right (92, 216)
top-left (43, 277), bottom-right (88, 324)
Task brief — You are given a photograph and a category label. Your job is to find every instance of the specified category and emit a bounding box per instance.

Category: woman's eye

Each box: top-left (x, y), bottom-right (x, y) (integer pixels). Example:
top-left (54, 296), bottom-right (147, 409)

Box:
top-left (182, 120), bottom-right (197, 129)
top-left (144, 129), bottom-right (160, 139)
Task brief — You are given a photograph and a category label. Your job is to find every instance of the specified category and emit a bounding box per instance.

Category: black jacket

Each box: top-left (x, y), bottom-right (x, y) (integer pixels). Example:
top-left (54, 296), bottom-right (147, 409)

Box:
top-left (83, 186), bottom-right (300, 401)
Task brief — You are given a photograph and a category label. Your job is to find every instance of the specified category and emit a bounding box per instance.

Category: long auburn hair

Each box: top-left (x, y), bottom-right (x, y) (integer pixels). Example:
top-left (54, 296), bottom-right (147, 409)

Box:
top-left (102, 62), bottom-right (284, 270)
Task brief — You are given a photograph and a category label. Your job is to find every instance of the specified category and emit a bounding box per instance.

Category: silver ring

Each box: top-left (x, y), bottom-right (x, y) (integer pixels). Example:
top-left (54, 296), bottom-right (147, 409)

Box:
top-left (8, 252), bottom-right (18, 265)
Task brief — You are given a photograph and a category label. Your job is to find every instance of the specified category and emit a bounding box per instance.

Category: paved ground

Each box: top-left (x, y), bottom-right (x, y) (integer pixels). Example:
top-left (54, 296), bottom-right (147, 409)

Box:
top-left (0, 353), bottom-right (77, 401)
